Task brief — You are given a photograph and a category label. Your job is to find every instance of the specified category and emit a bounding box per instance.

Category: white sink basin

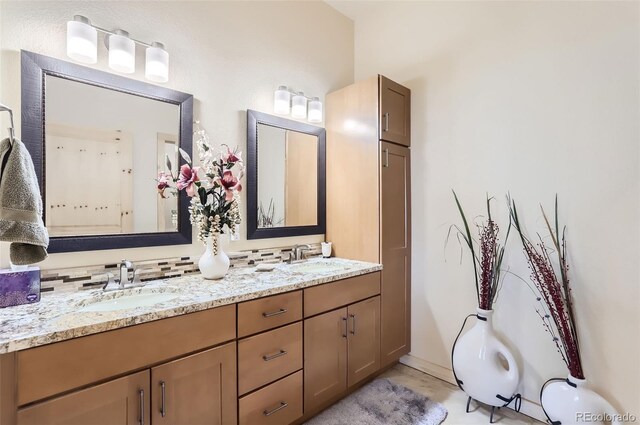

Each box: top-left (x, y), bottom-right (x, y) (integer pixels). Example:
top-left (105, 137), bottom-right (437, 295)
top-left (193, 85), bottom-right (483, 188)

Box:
top-left (287, 261), bottom-right (350, 274)
top-left (78, 292), bottom-right (179, 313)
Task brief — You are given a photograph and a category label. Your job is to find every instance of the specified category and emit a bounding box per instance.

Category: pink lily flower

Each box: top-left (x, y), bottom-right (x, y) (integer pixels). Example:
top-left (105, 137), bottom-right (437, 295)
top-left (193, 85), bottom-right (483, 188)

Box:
top-left (176, 164), bottom-right (200, 197)
top-left (219, 170), bottom-right (242, 201)
top-left (157, 172), bottom-right (170, 198)
top-left (222, 146), bottom-right (242, 164)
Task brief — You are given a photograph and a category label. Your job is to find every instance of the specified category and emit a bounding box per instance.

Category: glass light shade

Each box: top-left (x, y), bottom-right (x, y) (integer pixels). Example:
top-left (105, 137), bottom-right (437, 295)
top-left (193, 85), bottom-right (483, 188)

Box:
top-left (66, 16), bottom-right (97, 64)
top-left (274, 86), bottom-right (291, 115)
top-left (108, 30), bottom-right (135, 73)
top-left (308, 97), bottom-right (323, 123)
top-left (145, 42), bottom-right (169, 82)
top-left (291, 92), bottom-right (307, 119)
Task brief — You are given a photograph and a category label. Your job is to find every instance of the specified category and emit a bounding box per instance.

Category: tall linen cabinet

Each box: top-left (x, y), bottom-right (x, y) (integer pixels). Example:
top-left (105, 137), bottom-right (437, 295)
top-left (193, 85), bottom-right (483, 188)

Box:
top-left (326, 75), bottom-right (411, 367)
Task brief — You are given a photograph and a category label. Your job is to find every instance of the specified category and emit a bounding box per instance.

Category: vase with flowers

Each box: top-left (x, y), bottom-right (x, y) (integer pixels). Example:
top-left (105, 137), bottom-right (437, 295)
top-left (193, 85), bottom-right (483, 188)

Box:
top-left (510, 196), bottom-right (620, 425)
top-left (449, 191), bottom-right (521, 423)
top-left (156, 123), bottom-right (243, 279)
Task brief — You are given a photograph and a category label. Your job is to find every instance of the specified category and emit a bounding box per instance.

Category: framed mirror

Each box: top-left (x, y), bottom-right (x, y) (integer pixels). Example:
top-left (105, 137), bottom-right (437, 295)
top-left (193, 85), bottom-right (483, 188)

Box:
top-left (246, 110), bottom-right (326, 239)
top-left (21, 51), bottom-right (193, 253)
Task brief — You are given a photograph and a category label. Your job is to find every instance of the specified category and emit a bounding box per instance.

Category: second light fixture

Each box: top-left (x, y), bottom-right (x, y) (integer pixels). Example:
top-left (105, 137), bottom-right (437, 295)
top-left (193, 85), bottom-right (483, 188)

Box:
top-left (274, 86), bottom-right (323, 123)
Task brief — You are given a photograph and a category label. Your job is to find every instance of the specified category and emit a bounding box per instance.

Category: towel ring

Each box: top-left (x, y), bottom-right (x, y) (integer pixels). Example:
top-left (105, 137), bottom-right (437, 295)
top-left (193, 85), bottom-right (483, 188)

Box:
top-left (0, 102), bottom-right (15, 144)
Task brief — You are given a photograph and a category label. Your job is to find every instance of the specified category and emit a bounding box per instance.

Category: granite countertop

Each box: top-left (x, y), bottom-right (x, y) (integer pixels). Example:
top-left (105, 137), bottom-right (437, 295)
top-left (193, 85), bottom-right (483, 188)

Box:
top-left (0, 257), bottom-right (381, 354)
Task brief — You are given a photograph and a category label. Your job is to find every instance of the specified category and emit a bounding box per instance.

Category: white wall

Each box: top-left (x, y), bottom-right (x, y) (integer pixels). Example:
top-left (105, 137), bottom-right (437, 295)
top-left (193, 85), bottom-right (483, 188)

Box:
top-left (0, 1), bottom-right (353, 268)
top-left (329, 0), bottom-right (640, 420)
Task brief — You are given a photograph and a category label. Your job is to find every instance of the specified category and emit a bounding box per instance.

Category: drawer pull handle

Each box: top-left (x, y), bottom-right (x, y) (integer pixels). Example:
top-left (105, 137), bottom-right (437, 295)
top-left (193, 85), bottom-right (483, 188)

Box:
top-left (263, 308), bottom-right (287, 318)
top-left (160, 381), bottom-right (167, 418)
top-left (263, 401), bottom-right (288, 417)
top-left (384, 112), bottom-right (390, 132)
top-left (139, 389), bottom-right (145, 425)
top-left (263, 350), bottom-right (287, 361)
top-left (349, 313), bottom-right (356, 335)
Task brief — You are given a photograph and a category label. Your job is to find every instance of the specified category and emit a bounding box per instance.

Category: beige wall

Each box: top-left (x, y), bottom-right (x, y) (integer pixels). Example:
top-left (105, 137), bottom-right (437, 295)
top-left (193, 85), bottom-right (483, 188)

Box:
top-left (0, 1), bottom-right (353, 269)
top-left (329, 0), bottom-right (639, 420)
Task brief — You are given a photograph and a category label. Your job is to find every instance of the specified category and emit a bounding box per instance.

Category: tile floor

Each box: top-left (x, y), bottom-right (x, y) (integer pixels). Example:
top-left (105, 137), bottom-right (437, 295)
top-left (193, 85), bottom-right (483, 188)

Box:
top-left (380, 364), bottom-right (542, 424)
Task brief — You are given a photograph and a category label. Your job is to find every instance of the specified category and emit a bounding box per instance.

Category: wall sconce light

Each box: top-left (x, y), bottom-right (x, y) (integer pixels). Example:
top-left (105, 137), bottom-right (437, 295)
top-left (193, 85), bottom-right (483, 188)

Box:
top-left (273, 86), bottom-right (323, 123)
top-left (274, 86), bottom-right (291, 115)
top-left (66, 15), bottom-right (170, 83)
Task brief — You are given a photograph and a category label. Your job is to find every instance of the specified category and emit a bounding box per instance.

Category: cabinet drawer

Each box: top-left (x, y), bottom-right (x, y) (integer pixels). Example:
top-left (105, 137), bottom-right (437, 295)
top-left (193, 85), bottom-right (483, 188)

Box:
top-left (17, 305), bottom-right (236, 405)
top-left (304, 272), bottom-right (381, 317)
top-left (239, 371), bottom-right (303, 425)
top-left (238, 322), bottom-right (302, 395)
top-left (238, 291), bottom-right (302, 338)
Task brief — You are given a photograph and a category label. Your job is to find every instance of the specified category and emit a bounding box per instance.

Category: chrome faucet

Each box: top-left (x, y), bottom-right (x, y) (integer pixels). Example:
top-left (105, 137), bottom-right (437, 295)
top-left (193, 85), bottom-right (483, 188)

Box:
top-left (119, 260), bottom-right (132, 288)
top-left (287, 244), bottom-right (311, 264)
top-left (103, 259), bottom-right (142, 291)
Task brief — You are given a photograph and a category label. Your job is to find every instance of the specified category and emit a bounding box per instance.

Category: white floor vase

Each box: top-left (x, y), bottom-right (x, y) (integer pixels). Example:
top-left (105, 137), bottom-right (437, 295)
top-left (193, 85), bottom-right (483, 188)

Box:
top-left (452, 308), bottom-right (520, 423)
top-left (541, 375), bottom-right (622, 425)
top-left (198, 234), bottom-right (230, 280)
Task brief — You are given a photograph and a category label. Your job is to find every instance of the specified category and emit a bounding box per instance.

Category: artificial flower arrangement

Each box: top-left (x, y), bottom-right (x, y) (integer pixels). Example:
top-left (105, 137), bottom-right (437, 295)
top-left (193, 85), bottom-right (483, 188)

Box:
top-left (156, 123), bottom-right (243, 255)
top-left (450, 191), bottom-right (511, 310)
top-left (509, 196), bottom-right (583, 379)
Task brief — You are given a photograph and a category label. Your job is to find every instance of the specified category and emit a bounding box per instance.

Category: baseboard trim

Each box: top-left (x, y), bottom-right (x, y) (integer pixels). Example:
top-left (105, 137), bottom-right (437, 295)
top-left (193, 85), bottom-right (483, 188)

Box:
top-left (399, 354), bottom-right (547, 423)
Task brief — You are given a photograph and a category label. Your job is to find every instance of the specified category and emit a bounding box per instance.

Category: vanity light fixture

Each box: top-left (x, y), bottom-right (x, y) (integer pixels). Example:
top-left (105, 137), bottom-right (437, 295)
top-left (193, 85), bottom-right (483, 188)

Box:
top-left (274, 86), bottom-right (291, 115)
top-left (107, 30), bottom-right (135, 73)
top-left (308, 97), bottom-right (323, 123)
top-left (145, 42), bottom-right (169, 83)
top-left (66, 15), bottom-right (98, 64)
top-left (66, 15), bottom-right (170, 82)
top-left (273, 86), bottom-right (323, 123)
top-left (291, 92), bottom-right (308, 119)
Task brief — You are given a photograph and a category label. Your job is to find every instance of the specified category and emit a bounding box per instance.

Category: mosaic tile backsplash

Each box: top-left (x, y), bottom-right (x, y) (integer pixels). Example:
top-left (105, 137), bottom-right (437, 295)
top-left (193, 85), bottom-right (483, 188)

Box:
top-left (41, 243), bottom-right (322, 293)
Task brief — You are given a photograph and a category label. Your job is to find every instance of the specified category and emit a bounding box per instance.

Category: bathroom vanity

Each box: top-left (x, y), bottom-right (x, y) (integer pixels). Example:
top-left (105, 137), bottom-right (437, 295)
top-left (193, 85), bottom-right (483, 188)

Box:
top-left (0, 258), bottom-right (383, 425)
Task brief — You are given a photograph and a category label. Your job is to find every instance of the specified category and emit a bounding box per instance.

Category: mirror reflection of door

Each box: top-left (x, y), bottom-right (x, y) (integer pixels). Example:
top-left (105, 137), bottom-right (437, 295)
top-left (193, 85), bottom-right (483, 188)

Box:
top-left (285, 131), bottom-right (317, 226)
top-left (46, 124), bottom-right (133, 236)
top-left (256, 123), bottom-right (318, 229)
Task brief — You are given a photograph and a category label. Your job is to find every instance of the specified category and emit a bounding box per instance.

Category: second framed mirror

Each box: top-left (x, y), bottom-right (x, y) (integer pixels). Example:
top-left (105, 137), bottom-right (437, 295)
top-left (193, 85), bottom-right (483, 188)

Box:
top-left (246, 109), bottom-right (326, 239)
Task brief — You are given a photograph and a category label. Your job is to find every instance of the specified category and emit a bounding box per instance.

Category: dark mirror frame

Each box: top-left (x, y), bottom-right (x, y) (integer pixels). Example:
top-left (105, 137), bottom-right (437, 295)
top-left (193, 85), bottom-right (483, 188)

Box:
top-left (21, 50), bottom-right (193, 253)
top-left (246, 109), bottom-right (326, 239)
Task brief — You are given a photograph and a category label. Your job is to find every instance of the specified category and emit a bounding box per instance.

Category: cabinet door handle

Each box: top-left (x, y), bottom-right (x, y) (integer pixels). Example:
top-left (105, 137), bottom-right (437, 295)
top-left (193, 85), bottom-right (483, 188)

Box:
top-left (160, 381), bottom-right (167, 418)
top-left (383, 148), bottom-right (390, 168)
top-left (342, 317), bottom-right (348, 338)
top-left (349, 314), bottom-right (356, 335)
top-left (263, 350), bottom-right (287, 361)
top-left (139, 389), bottom-right (145, 425)
top-left (384, 112), bottom-right (390, 132)
top-left (263, 401), bottom-right (288, 417)
top-left (263, 308), bottom-right (287, 318)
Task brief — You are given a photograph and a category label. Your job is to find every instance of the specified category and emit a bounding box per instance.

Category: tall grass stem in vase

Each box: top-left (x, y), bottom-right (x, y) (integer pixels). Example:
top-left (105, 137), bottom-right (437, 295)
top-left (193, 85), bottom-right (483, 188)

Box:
top-left (449, 192), bottom-right (521, 419)
top-left (156, 122), bottom-right (243, 279)
top-left (509, 196), bottom-right (620, 424)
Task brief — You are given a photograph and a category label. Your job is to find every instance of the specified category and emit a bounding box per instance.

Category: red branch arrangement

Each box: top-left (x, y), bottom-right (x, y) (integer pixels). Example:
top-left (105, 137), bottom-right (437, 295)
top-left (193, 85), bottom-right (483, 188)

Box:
top-left (450, 191), bottom-right (510, 310)
top-left (509, 196), bottom-right (584, 379)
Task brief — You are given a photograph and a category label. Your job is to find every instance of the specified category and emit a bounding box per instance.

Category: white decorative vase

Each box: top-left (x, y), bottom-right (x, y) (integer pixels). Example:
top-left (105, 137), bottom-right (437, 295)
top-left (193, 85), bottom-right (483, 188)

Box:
top-left (541, 375), bottom-right (622, 425)
top-left (198, 234), bottom-right (230, 280)
top-left (452, 308), bottom-right (520, 408)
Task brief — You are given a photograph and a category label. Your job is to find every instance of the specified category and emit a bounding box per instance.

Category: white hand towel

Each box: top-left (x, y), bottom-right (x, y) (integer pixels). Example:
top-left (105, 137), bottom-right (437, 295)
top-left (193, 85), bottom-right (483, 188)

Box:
top-left (0, 138), bottom-right (49, 265)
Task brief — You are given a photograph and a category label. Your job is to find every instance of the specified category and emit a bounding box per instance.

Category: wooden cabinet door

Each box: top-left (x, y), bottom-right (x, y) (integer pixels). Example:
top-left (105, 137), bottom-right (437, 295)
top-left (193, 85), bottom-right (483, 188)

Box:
top-left (379, 76), bottom-right (411, 146)
top-left (304, 308), bottom-right (348, 412)
top-left (17, 370), bottom-right (150, 425)
top-left (151, 342), bottom-right (237, 425)
top-left (380, 142), bottom-right (411, 366)
top-left (347, 296), bottom-right (381, 386)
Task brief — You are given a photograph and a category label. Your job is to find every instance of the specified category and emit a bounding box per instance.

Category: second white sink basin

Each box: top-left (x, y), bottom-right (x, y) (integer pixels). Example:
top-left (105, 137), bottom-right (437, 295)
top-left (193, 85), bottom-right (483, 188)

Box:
top-left (79, 292), bottom-right (179, 313)
top-left (287, 261), bottom-right (350, 274)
